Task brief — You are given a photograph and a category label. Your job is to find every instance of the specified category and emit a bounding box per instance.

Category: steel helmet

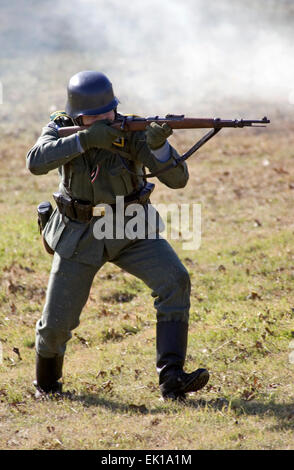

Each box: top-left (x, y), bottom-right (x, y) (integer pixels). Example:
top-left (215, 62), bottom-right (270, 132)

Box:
top-left (65, 71), bottom-right (119, 119)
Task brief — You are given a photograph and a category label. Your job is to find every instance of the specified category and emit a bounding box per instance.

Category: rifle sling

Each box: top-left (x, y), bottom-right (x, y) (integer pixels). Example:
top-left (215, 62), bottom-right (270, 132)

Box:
top-left (119, 128), bottom-right (221, 179)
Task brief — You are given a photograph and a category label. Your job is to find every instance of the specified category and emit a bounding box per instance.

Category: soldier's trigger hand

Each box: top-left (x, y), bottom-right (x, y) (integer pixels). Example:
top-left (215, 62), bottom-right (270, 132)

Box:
top-left (145, 122), bottom-right (173, 150)
top-left (78, 120), bottom-right (125, 151)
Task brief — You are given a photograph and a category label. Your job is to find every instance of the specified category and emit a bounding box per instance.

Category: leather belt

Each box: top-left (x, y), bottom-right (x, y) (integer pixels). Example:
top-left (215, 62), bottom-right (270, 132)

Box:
top-left (53, 190), bottom-right (153, 224)
top-left (53, 182), bottom-right (155, 223)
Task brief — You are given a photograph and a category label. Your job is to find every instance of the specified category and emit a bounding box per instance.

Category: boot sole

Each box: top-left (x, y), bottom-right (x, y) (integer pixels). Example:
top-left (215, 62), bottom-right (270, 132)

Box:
top-left (180, 368), bottom-right (209, 393)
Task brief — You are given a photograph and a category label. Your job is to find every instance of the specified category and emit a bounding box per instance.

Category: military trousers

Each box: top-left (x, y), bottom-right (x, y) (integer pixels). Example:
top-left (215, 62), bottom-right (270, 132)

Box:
top-left (36, 237), bottom-right (191, 358)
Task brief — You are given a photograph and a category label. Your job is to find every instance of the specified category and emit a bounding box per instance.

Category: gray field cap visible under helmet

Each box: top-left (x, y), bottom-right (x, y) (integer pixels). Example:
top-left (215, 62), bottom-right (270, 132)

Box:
top-left (65, 70), bottom-right (119, 118)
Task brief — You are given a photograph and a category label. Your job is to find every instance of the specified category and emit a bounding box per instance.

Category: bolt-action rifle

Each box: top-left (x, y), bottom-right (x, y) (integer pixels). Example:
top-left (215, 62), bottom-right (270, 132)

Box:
top-left (57, 114), bottom-right (270, 178)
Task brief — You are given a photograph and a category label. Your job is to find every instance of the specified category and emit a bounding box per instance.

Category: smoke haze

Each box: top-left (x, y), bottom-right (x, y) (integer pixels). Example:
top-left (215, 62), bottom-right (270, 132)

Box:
top-left (1, 0), bottom-right (294, 129)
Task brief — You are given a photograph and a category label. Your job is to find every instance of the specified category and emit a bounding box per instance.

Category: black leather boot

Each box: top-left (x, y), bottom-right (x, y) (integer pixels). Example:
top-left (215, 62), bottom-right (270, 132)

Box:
top-left (34, 353), bottom-right (64, 398)
top-left (156, 321), bottom-right (209, 400)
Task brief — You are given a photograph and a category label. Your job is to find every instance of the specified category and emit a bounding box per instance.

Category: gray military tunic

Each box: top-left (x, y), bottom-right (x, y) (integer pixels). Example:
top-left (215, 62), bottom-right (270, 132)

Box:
top-left (26, 123), bottom-right (191, 358)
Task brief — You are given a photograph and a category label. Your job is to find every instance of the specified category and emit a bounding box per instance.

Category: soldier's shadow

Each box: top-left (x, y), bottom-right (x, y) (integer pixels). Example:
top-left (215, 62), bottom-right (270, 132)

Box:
top-left (183, 397), bottom-right (294, 432)
top-left (63, 391), bottom-right (294, 431)
top-left (64, 390), bottom-right (148, 415)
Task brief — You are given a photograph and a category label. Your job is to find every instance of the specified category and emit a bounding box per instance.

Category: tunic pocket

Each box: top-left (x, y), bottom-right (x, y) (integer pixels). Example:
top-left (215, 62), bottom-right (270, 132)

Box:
top-left (108, 159), bottom-right (135, 194)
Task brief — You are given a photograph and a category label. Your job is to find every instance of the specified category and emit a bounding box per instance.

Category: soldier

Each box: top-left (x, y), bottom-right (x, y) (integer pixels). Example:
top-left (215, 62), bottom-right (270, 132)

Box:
top-left (26, 70), bottom-right (209, 401)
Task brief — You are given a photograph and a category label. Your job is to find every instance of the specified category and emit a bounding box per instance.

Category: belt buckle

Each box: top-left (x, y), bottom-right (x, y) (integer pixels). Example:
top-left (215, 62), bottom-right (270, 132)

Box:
top-left (93, 205), bottom-right (106, 217)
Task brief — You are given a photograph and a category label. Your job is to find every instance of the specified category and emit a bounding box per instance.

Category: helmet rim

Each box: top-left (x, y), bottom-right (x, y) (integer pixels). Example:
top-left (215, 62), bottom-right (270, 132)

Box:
top-left (65, 96), bottom-right (119, 118)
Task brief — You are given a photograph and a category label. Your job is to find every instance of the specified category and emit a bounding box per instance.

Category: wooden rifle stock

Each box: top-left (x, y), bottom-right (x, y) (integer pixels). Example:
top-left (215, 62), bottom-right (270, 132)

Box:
top-left (57, 115), bottom-right (270, 138)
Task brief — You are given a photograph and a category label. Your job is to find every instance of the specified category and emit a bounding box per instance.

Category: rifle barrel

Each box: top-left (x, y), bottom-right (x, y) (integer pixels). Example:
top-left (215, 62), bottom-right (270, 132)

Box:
top-left (57, 116), bottom-right (270, 137)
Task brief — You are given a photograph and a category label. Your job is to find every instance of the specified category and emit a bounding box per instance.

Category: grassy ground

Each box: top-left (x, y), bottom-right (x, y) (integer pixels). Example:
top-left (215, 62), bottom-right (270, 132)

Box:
top-left (0, 124), bottom-right (294, 450)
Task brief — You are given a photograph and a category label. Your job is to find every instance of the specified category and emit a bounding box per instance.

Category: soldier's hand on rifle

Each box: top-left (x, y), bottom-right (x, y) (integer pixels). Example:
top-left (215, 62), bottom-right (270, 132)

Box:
top-left (145, 122), bottom-right (173, 150)
top-left (78, 120), bottom-right (125, 151)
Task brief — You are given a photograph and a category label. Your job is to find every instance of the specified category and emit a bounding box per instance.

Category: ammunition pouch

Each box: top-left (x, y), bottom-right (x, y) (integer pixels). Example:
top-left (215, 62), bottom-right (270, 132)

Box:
top-left (122, 182), bottom-right (155, 206)
top-left (53, 192), bottom-right (93, 224)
